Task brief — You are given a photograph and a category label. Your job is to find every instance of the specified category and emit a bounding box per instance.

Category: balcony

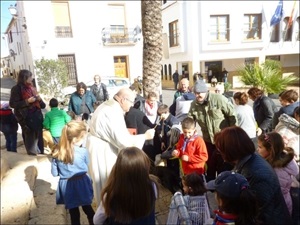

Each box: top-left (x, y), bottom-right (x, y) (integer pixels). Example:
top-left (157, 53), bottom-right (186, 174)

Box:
top-left (101, 26), bottom-right (141, 46)
top-left (55, 26), bottom-right (73, 38)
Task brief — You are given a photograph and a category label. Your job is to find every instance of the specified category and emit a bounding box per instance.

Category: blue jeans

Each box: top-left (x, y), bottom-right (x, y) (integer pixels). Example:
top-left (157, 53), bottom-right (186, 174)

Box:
top-left (4, 132), bottom-right (17, 152)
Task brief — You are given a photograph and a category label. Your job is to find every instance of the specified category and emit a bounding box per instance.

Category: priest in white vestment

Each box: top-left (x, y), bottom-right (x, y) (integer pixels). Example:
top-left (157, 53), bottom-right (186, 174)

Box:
top-left (86, 88), bottom-right (155, 206)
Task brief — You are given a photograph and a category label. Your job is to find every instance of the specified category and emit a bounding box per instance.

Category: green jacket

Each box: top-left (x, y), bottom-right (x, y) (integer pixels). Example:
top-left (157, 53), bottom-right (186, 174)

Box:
top-left (43, 107), bottom-right (71, 137)
top-left (188, 92), bottom-right (237, 144)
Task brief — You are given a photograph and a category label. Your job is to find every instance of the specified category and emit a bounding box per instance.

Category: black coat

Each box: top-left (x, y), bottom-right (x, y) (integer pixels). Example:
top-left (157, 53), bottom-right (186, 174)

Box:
top-left (9, 83), bottom-right (46, 128)
top-left (253, 95), bottom-right (277, 132)
top-left (235, 153), bottom-right (293, 225)
top-left (124, 107), bottom-right (155, 134)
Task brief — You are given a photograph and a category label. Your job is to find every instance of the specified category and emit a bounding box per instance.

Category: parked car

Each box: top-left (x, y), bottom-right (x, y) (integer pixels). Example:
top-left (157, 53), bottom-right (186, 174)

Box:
top-left (60, 77), bottom-right (130, 109)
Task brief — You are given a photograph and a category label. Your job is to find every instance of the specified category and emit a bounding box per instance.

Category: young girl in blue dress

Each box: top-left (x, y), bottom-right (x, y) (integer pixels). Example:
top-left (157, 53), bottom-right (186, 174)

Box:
top-left (51, 120), bottom-right (95, 225)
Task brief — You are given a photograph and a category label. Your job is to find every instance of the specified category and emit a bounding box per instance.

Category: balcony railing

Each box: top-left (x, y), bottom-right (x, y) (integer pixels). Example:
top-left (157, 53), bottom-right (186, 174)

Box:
top-left (55, 26), bottom-right (73, 38)
top-left (101, 26), bottom-right (141, 46)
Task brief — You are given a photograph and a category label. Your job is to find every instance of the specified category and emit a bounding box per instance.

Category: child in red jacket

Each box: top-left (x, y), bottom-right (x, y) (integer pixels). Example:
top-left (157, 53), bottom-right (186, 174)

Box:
top-left (172, 117), bottom-right (208, 175)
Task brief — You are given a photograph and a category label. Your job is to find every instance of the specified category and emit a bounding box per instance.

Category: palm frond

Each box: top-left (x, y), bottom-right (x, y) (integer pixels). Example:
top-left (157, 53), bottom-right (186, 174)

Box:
top-left (238, 59), bottom-right (298, 94)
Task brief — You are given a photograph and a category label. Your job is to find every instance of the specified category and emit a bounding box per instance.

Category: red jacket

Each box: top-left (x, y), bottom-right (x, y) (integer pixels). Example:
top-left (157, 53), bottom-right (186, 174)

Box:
top-left (174, 134), bottom-right (208, 175)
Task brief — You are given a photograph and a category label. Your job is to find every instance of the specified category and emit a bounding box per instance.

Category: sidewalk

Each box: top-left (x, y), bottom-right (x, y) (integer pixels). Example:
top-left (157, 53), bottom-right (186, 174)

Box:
top-left (0, 76), bottom-right (217, 224)
top-left (1, 145), bottom-right (66, 224)
top-left (0, 141), bottom-right (174, 225)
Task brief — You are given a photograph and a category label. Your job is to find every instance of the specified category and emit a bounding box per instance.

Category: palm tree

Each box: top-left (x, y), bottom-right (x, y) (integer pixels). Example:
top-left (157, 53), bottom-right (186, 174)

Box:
top-left (141, 0), bottom-right (163, 97)
top-left (238, 59), bottom-right (298, 95)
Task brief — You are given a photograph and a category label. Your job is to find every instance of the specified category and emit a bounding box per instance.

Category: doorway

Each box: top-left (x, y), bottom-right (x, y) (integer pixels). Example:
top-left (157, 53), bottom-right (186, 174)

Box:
top-left (114, 56), bottom-right (128, 78)
top-left (205, 61), bottom-right (222, 83)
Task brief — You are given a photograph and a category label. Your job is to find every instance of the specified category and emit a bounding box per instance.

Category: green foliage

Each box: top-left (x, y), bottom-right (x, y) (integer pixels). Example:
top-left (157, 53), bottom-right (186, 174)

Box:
top-left (224, 82), bottom-right (232, 92)
top-left (34, 58), bottom-right (68, 99)
top-left (238, 59), bottom-right (298, 94)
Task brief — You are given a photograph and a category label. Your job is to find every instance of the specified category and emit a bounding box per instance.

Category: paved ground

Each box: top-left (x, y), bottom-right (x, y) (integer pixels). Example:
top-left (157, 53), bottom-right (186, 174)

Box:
top-left (3, 76), bottom-right (296, 224)
top-left (0, 77), bottom-right (218, 224)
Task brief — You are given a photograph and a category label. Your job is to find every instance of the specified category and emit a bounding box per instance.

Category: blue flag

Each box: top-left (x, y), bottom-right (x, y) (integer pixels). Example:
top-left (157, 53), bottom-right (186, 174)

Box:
top-left (270, 0), bottom-right (283, 27)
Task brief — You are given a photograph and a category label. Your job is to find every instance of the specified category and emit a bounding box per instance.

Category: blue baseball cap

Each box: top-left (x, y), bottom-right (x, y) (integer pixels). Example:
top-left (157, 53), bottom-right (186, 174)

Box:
top-left (206, 171), bottom-right (249, 198)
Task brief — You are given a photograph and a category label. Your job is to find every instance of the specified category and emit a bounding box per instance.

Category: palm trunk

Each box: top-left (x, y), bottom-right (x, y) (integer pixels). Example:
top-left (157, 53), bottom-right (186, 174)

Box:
top-left (141, 0), bottom-right (163, 98)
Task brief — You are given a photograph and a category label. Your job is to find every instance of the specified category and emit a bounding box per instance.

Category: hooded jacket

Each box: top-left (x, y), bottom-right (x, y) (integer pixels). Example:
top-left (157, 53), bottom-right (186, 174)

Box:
top-left (275, 113), bottom-right (299, 159)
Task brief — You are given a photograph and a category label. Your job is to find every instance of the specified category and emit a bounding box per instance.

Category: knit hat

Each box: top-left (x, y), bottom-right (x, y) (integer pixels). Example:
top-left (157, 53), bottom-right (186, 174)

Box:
top-left (0, 101), bottom-right (10, 109)
top-left (206, 171), bottom-right (249, 198)
top-left (193, 80), bottom-right (208, 93)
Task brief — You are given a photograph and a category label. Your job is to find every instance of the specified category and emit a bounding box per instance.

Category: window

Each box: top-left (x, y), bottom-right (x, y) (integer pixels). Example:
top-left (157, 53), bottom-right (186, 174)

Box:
top-left (210, 15), bottom-right (229, 41)
top-left (168, 64), bottom-right (172, 80)
top-left (266, 56), bottom-right (280, 61)
top-left (161, 65), bottom-right (163, 80)
top-left (114, 56), bottom-right (128, 78)
top-left (270, 23), bottom-right (280, 42)
top-left (243, 14), bottom-right (262, 40)
top-left (245, 58), bottom-right (255, 66)
top-left (283, 17), bottom-right (293, 41)
top-left (58, 54), bottom-right (78, 85)
top-left (169, 20), bottom-right (179, 47)
top-left (109, 5), bottom-right (126, 36)
top-left (52, 2), bottom-right (73, 38)
top-left (9, 31), bottom-right (13, 43)
top-left (164, 65), bottom-right (168, 80)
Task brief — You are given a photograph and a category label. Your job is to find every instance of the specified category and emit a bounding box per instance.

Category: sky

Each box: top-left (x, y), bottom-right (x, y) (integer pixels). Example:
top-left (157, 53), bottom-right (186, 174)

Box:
top-left (1, 0), bottom-right (16, 57)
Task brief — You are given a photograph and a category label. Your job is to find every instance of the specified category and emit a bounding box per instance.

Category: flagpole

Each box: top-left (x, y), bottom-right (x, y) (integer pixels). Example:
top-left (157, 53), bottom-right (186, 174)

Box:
top-left (269, 0), bottom-right (283, 48)
top-left (282, 0), bottom-right (297, 44)
top-left (267, 26), bottom-right (274, 49)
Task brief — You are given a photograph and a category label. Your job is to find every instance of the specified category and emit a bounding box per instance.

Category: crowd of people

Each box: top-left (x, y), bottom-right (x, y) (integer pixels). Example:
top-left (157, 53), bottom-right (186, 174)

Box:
top-left (2, 69), bottom-right (299, 225)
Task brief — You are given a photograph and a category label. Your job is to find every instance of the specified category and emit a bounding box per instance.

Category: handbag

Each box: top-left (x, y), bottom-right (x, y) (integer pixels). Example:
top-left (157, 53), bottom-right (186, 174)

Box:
top-left (25, 109), bottom-right (43, 130)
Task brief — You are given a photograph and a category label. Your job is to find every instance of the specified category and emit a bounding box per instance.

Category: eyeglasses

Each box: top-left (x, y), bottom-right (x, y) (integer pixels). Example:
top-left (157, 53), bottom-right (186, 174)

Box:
top-left (125, 98), bottom-right (134, 104)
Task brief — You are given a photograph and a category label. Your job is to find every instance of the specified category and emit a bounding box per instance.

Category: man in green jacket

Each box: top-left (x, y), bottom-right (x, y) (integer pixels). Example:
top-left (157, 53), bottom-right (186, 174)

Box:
top-left (188, 80), bottom-right (237, 181)
top-left (43, 98), bottom-right (71, 146)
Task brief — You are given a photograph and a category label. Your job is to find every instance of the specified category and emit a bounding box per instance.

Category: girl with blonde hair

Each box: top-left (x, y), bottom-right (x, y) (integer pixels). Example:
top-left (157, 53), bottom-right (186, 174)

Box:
top-left (51, 120), bottom-right (95, 225)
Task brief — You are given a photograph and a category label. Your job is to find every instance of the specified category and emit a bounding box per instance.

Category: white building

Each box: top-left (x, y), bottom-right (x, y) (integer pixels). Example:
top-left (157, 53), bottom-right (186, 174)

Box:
top-left (161, 1), bottom-right (299, 88)
top-left (5, 1), bottom-right (143, 85)
top-left (4, 1), bottom-right (299, 89)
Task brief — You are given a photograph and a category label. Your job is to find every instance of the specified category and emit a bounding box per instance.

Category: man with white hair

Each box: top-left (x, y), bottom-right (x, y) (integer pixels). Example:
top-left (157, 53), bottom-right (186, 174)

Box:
top-left (86, 88), bottom-right (155, 206)
top-left (170, 78), bottom-right (195, 122)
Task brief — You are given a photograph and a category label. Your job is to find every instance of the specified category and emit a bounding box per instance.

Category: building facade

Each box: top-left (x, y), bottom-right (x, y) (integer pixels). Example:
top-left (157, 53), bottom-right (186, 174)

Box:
top-left (5, 1), bottom-right (143, 85)
top-left (4, 1), bottom-right (299, 89)
top-left (161, 1), bottom-right (299, 88)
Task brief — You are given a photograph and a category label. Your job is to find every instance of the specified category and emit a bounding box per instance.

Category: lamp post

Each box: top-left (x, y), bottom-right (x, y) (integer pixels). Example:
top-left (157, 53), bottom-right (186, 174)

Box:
top-left (8, 5), bottom-right (18, 17)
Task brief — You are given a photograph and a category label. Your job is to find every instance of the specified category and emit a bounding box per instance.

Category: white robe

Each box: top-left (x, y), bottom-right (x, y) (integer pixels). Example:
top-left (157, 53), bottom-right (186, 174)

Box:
top-left (86, 99), bottom-right (145, 206)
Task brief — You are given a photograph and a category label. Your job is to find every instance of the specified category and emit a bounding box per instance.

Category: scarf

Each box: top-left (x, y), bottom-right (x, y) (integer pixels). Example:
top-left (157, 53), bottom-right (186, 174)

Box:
top-left (145, 101), bottom-right (158, 117)
top-left (182, 133), bottom-right (199, 153)
top-left (213, 210), bottom-right (237, 225)
top-left (21, 83), bottom-right (40, 109)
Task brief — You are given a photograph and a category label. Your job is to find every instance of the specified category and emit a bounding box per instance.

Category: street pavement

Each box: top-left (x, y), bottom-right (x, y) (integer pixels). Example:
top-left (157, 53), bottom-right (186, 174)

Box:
top-left (0, 77), bottom-right (182, 224)
top-left (8, 76), bottom-right (292, 224)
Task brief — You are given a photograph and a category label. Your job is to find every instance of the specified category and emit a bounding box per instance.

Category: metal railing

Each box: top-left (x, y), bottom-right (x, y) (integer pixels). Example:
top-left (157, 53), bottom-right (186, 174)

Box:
top-left (55, 26), bottom-right (73, 38)
top-left (101, 27), bottom-right (141, 45)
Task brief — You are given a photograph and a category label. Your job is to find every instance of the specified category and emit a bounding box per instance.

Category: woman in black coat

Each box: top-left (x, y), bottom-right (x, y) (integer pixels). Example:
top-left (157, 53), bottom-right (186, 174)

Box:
top-left (248, 87), bottom-right (278, 134)
top-left (214, 126), bottom-right (293, 225)
top-left (125, 107), bottom-right (156, 162)
top-left (9, 70), bottom-right (46, 155)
